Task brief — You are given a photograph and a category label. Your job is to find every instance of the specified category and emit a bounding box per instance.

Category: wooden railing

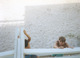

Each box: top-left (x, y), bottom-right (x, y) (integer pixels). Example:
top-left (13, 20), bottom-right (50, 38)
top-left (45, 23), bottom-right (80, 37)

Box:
top-left (0, 28), bottom-right (80, 58)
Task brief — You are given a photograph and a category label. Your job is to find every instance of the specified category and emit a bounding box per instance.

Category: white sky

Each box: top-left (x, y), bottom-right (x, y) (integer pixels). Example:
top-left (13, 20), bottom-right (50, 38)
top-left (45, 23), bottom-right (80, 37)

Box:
top-left (0, 0), bottom-right (80, 26)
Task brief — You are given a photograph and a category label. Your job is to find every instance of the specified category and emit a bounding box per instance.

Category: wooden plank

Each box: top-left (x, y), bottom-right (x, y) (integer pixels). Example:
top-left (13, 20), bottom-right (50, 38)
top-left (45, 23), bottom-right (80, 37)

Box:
top-left (17, 39), bottom-right (21, 58)
top-left (0, 50), bottom-right (14, 57)
top-left (24, 47), bottom-right (80, 56)
top-left (20, 28), bottom-right (25, 58)
top-left (14, 28), bottom-right (19, 58)
top-left (17, 28), bottom-right (21, 58)
top-left (0, 55), bottom-right (14, 58)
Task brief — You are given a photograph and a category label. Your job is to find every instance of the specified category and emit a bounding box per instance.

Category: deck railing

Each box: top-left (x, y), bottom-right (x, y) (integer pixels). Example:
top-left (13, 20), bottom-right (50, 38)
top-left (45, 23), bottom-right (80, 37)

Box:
top-left (0, 28), bottom-right (80, 58)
